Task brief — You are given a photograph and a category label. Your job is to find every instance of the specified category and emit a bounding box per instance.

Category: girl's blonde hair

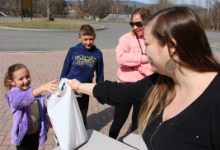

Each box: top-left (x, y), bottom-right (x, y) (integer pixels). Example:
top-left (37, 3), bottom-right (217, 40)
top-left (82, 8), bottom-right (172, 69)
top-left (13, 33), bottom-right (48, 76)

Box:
top-left (138, 7), bottom-right (220, 135)
top-left (4, 63), bottom-right (28, 97)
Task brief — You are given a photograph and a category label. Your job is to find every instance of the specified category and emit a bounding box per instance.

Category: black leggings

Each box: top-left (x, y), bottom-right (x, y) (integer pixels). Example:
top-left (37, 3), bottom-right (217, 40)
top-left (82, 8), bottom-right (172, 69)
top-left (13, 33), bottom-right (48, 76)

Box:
top-left (16, 131), bottom-right (39, 150)
top-left (109, 103), bottom-right (140, 139)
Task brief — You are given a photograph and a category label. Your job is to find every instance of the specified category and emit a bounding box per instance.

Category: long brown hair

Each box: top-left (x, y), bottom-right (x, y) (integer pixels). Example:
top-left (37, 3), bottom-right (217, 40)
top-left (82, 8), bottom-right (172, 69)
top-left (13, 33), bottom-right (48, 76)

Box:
top-left (138, 7), bottom-right (220, 135)
top-left (131, 8), bottom-right (151, 36)
top-left (4, 63), bottom-right (28, 97)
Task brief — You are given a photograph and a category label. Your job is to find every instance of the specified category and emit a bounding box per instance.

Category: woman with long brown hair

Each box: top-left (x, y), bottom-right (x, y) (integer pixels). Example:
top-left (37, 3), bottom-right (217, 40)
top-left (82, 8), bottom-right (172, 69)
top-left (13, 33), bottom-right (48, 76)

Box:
top-left (67, 7), bottom-right (220, 150)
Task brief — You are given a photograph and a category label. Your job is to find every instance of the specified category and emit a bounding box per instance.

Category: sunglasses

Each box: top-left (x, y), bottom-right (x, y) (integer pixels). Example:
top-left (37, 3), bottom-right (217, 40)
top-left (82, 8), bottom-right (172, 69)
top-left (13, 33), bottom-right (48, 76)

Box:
top-left (129, 21), bottom-right (143, 27)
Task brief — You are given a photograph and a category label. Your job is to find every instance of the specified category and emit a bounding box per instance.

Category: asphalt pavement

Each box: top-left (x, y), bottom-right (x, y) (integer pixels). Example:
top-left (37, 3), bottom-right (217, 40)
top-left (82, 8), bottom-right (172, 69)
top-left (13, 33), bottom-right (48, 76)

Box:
top-left (0, 17), bottom-right (130, 52)
top-left (1, 17), bottom-right (220, 52)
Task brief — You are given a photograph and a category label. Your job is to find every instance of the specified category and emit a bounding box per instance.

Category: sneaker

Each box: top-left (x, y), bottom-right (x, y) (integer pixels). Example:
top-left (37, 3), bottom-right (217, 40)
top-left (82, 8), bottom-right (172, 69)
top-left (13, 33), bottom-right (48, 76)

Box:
top-left (54, 135), bottom-right (59, 146)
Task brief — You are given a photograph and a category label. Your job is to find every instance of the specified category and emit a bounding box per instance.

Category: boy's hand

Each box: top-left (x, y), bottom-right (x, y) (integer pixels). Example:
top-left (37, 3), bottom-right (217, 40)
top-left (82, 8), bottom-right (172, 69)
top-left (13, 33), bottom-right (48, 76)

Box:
top-left (66, 79), bottom-right (80, 91)
top-left (42, 79), bottom-right (58, 94)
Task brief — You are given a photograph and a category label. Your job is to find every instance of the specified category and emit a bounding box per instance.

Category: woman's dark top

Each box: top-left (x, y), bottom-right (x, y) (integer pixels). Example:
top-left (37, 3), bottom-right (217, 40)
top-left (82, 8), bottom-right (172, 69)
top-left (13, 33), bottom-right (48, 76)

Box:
top-left (93, 73), bottom-right (220, 150)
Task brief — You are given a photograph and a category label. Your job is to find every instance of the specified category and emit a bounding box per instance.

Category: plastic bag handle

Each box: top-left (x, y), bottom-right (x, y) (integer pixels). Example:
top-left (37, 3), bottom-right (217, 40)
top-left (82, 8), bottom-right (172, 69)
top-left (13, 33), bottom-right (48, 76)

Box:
top-left (47, 78), bottom-right (69, 110)
top-left (58, 78), bottom-right (68, 90)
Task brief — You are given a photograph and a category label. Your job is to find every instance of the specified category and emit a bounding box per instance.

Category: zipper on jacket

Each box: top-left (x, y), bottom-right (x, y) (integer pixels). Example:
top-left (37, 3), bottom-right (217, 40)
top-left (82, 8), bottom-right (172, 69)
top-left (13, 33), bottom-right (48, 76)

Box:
top-left (150, 121), bottom-right (163, 150)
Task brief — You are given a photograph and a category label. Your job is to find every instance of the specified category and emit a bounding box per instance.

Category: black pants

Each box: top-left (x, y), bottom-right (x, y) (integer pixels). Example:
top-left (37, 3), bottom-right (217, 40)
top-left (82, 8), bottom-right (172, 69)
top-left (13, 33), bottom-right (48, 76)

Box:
top-left (75, 92), bottom-right (89, 128)
top-left (109, 103), bottom-right (140, 139)
top-left (16, 131), bottom-right (39, 150)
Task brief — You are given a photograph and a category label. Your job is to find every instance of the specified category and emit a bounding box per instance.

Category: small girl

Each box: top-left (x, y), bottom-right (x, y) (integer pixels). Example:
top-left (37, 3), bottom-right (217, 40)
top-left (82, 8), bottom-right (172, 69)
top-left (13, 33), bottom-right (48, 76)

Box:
top-left (4, 63), bottom-right (58, 150)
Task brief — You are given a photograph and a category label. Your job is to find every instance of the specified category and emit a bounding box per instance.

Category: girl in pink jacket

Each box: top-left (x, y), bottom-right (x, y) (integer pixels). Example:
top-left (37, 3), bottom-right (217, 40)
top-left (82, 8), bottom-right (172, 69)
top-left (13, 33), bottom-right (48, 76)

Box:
top-left (109, 8), bottom-right (153, 139)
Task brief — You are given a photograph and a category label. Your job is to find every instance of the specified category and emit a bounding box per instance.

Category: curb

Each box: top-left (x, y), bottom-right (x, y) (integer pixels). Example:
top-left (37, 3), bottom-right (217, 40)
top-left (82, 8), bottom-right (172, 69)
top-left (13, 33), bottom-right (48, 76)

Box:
top-left (0, 26), bottom-right (105, 32)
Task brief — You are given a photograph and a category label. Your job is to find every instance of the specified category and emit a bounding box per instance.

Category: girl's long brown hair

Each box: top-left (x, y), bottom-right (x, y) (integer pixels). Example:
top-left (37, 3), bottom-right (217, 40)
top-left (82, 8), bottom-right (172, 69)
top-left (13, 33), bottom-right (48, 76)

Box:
top-left (138, 7), bottom-right (220, 135)
top-left (4, 63), bottom-right (28, 97)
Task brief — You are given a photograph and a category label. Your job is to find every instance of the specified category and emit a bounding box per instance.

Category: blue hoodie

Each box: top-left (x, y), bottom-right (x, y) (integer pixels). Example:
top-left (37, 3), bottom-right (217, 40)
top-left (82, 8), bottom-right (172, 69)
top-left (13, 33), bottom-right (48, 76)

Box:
top-left (60, 43), bottom-right (104, 83)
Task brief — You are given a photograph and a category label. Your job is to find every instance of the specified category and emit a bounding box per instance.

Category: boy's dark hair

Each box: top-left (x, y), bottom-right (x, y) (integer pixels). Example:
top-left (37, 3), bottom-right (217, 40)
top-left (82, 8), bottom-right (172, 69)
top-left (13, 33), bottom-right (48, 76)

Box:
top-left (79, 24), bottom-right (95, 36)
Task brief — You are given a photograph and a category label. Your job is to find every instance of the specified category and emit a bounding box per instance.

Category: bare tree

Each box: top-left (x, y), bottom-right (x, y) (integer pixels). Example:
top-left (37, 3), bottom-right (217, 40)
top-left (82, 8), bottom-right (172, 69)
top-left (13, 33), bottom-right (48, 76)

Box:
top-left (110, 0), bottom-right (115, 20)
top-left (69, 0), bottom-right (114, 19)
top-left (157, 0), bottom-right (173, 10)
top-left (206, 0), bottom-right (216, 30)
top-left (113, 0), bottom-right (129, 21)
top-left (205, 0), bottom-right (220, 31)
top-left (147, 0), bottom-right (173, 14)
top-left (213, 0), bottom-right (220, 31)
top-left (70, 0), bottom-right (99, 19)
top-left (3, 0), bottom-right (21, 17)
top-left (37, 0), bottom-right (48, 17)
top-left (98, 0), bottom-right (113, 19)
top-left (69, 0), bottom-right (127, 20)
top-left (46, 0), bottom-right (58, 20)
top-left (191, 0), bottom-right (203, 12)
top-left (115, 0), bottom-right (121, 21)
top-left (35, 0), bottom-right (58, 20)
top-left (150, 0), bottom-right (157, 13)
top-left (120, 0), bottom-right (128, 14)
top-left (68, 0), bottom-right (84, 18)
top-left (171, 0), bottom-right (178, 5)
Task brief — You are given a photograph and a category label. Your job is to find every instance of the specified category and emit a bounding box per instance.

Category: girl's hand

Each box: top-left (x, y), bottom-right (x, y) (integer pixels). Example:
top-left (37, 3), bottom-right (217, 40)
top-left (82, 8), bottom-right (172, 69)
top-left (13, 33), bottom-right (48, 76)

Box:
top-left (42, 79), bottom-right (58, 94)
top-left (66, 79), bottom-right (80, 91)
top-left (33, 79), bottom-right (58, 97)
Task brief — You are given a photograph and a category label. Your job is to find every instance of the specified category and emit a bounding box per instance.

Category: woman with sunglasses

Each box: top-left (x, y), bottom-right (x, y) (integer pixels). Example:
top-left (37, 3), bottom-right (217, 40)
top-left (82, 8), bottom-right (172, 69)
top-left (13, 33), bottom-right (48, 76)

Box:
top-left (67, 6), bottom-right (220, 150)
top-left (109, 8), bottom-right (153, 139)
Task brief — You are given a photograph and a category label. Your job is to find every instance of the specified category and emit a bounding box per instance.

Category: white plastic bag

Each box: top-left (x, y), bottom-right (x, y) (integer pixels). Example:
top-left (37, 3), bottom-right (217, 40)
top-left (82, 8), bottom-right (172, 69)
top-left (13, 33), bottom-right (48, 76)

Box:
top-left (47, 78), bottom-right (88, 150)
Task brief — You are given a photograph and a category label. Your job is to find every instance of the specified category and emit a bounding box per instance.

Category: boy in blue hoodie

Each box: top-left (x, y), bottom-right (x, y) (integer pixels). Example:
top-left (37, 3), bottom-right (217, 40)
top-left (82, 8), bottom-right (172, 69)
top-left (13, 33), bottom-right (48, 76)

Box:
top-left (60, 24), bottom-right (104, 128)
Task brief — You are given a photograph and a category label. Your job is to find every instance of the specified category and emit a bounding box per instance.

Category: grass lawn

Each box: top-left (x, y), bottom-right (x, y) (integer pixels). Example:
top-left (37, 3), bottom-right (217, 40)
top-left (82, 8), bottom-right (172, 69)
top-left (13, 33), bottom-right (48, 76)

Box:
top-left (0, 20), bottom-right (103, 30)
top-left (57, 18), bottom-right (129, 24)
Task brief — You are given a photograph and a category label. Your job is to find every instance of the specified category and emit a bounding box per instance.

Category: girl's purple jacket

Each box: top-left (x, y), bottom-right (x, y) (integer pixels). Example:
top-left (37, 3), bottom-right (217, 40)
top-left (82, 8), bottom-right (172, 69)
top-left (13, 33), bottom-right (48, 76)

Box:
top-left (6, 87), bottom-right (49, 148)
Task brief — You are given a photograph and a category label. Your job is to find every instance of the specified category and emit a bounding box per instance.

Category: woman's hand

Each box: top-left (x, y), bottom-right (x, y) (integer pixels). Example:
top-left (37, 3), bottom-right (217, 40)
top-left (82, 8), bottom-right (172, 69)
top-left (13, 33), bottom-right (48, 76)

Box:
top-left (66, 79), bottom-right (80, 91)
top-left (67, 79), bottom-right (96, 97)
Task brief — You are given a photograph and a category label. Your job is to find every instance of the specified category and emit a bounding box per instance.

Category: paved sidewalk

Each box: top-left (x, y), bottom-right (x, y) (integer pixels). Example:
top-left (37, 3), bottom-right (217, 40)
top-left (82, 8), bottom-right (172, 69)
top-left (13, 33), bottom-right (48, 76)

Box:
top-left (0, 49), bottom-right (135, 150)
top-left (1, 50), bottom-right (220, 150)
